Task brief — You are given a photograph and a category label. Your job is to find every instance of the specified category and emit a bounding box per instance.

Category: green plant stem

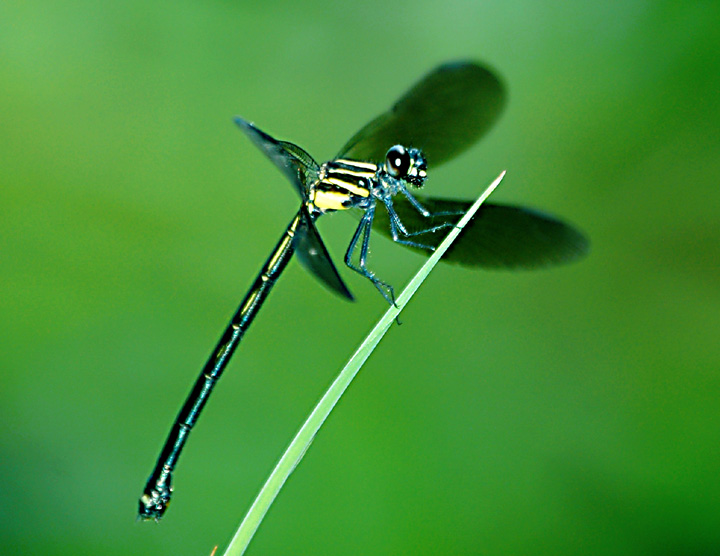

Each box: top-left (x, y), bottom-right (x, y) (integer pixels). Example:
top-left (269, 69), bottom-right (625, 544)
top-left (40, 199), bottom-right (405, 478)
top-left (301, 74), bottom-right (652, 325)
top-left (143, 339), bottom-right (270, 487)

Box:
top-left (221, 171), bottom-right (505, 556)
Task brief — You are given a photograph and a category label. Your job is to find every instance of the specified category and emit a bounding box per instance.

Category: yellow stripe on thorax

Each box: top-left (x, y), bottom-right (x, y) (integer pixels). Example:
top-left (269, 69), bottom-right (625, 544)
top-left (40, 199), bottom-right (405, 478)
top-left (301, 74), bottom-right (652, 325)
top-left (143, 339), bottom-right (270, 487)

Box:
top-left (311, 190), bottom-right (352, 211)
top-left (333, 159), bottom-right (377, 170)
top-left (324, 177), bottom-right (370, 197)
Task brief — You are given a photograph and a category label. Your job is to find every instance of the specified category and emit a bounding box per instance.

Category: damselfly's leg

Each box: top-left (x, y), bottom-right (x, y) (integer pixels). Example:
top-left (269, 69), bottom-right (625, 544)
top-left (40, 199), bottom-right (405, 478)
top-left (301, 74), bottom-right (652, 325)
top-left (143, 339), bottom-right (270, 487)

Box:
top-left (399, 184), bottom-right (465, 219)
top-left (379, 185), bottom-right (465, 250)
top-left (381, 195), bottom-right (456, 251)
top-left (383, 199), bottom-right (439, 250)
top-left (345, 204), bottom-right (397, 306)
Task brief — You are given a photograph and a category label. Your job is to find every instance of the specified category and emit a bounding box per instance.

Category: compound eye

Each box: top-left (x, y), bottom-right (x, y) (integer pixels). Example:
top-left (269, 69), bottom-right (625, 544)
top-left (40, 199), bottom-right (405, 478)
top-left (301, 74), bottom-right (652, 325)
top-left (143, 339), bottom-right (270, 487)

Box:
top-left (385, 145), bottom-right (410, 178)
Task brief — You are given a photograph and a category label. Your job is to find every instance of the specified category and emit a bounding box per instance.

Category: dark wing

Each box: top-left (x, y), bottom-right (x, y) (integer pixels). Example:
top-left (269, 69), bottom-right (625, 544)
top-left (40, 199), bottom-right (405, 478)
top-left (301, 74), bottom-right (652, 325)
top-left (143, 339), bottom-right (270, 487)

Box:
top-left (369, 196), bottom-right (589, 269)
top-left (294, 205), bottom-right (354, 300)
top-left (234, 117), bottom-right (319, 200)
top-left (235, 118), bottom-right (352, 299)
top-left (338, 61), bottom-right (505, 167)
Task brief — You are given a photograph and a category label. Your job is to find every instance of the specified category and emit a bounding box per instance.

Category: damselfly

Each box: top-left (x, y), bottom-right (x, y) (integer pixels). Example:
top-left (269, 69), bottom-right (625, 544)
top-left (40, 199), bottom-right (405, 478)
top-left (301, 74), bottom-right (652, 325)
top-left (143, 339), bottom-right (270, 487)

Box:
top-left (138, 61), bottom-right (588, 520)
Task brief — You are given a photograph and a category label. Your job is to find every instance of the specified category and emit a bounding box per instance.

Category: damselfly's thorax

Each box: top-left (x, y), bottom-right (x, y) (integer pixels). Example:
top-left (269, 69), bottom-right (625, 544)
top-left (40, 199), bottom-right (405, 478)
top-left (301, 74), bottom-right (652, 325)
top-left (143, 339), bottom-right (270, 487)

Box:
top-left (310, 145), bottom-right (428, 213)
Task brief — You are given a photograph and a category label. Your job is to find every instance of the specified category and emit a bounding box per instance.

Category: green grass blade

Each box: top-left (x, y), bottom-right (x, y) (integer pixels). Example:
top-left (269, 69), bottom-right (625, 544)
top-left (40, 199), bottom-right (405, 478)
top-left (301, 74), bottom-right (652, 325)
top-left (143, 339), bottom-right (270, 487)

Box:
top-left (221, 171), bottom-right (505, 556)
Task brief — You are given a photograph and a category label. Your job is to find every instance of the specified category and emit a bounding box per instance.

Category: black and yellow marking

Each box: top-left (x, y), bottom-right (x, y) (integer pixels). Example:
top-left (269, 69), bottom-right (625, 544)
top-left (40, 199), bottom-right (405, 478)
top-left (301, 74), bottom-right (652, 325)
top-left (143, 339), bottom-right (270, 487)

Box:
top-left (311, 159), bottom-right (377, 212)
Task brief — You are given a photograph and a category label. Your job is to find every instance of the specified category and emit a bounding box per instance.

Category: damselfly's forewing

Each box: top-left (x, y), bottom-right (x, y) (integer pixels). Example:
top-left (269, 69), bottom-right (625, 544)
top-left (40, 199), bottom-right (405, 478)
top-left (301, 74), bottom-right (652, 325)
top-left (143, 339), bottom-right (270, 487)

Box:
top-left (339, 61), bottom-right (587, 269)
top-left (338, 61), bottom-right (505, 166)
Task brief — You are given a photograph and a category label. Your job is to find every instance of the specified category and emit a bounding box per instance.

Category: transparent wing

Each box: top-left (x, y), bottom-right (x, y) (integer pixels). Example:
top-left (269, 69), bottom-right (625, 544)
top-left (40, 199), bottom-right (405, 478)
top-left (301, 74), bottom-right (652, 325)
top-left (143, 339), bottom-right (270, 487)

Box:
top-left (338, 61), bottom-right (505, 167)
top-left (294, 205), bottom-right (354, 300)
top-left (234, 117), bottom-right (319, 200)
top-left (368, 196), bottom-right (589, 269)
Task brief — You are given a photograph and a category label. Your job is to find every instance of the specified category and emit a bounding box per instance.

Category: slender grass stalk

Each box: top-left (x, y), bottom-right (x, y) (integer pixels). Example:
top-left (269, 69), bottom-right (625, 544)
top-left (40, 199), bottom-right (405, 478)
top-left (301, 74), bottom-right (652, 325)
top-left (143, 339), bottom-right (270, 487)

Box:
top-left (221, 171), bottom-right (505, 556)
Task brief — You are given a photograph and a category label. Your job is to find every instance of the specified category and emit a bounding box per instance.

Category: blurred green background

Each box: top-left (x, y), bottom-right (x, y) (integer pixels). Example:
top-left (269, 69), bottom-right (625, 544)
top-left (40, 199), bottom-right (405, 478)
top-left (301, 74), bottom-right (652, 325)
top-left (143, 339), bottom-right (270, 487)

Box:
top-left (2, 2), bottom-right (719, 555)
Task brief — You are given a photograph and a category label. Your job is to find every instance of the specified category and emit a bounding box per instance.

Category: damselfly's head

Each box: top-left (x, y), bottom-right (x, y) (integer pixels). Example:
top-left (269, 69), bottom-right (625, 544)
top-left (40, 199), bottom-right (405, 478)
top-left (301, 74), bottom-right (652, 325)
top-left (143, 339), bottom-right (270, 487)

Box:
top-left (383, 145), bottom-right (427, 188)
